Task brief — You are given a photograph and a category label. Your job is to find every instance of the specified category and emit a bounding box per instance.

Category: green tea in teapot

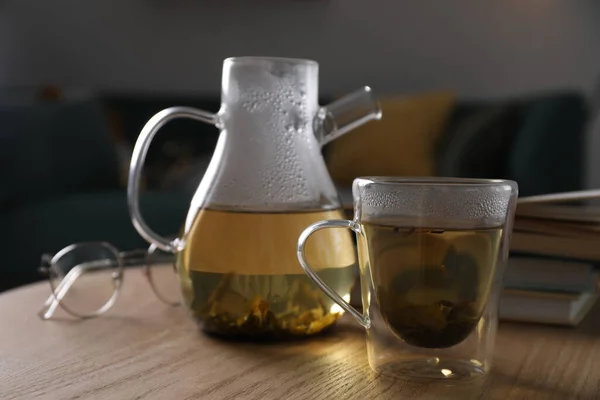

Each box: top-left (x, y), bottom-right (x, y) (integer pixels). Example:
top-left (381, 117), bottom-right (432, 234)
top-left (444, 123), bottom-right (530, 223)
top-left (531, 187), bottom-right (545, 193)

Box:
top-left (176, 208), bottom-right (357, 338)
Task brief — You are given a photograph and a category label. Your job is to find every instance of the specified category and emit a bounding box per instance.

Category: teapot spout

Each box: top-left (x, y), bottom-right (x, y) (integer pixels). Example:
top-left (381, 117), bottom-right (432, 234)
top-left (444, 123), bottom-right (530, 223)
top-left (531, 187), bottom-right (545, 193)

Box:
top-left (315, 86), bottom-right (382, 146)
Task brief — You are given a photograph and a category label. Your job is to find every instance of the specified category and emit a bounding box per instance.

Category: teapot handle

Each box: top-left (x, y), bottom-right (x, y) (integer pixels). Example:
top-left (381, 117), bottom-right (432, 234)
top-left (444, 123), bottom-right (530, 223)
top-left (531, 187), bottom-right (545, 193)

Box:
top-left (127, 107), bottom-right (219, 253)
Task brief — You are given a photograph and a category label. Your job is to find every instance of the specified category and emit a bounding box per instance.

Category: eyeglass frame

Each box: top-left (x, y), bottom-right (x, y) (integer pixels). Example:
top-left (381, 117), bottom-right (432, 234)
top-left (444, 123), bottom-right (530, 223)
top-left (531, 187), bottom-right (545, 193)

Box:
top-left (37, 241), bottom-right (180, 320)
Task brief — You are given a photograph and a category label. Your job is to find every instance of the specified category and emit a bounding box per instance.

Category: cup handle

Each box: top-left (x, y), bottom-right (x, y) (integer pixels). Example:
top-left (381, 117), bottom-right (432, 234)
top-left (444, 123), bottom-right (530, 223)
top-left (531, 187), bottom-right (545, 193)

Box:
top-left (296, 219), bottom-right (371, 328)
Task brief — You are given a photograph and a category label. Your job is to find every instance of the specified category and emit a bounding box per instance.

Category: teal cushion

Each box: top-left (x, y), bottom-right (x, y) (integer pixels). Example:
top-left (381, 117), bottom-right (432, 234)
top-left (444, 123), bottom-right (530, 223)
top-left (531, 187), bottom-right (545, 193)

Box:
top-left (0, 191), bottom-right (190, 290)
top-left (508, 92), bottom-right (588, 196)
top-left (436, 104), bottom-right (523, 179)
top-left (0, 99), bottom-right (121, 207)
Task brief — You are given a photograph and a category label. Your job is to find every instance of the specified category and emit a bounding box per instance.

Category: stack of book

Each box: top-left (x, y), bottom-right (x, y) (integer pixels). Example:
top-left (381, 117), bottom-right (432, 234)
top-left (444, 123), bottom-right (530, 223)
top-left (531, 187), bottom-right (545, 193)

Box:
top-left (502, 190), bottom-right (600, 327)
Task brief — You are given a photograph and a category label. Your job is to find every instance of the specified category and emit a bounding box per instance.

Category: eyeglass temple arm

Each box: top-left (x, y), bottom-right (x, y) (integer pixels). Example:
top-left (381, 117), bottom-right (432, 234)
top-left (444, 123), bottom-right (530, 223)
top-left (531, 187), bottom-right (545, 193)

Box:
top-left (120, 249), bottom-right (175, 272)
top-left (120, 250), bottom-right (157, 267)
top-left (39, 259), bottom-right (117, 319)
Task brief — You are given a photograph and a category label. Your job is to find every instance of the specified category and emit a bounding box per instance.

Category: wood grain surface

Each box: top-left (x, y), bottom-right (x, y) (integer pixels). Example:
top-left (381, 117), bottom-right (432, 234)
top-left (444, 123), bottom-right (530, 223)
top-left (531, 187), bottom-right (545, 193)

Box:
top-left (1, 266), bottom-right (600, 400)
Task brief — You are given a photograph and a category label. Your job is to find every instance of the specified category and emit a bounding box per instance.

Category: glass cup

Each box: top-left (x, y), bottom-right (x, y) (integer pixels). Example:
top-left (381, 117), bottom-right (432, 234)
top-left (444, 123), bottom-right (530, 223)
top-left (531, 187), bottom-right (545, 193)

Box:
top-left (297, 177), bottom-right (518, 382)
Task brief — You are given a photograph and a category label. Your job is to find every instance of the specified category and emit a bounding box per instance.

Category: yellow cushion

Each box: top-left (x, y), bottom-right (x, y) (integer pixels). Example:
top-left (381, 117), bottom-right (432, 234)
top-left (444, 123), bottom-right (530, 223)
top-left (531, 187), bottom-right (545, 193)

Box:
top-left (324, 91), bottom-right (456, 186)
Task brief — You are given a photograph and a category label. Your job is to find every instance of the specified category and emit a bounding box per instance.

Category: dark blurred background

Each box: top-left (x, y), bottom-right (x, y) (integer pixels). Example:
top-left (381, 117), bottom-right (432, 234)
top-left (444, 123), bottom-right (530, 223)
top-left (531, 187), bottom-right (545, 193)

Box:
top-left (1, 0), bottom-right (600, 291)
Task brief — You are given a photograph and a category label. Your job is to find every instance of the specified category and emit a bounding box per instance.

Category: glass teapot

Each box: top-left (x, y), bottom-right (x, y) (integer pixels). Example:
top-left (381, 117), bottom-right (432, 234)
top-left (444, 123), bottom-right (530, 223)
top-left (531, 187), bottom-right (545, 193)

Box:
top-left (127, 56), bottom-right (381, 339)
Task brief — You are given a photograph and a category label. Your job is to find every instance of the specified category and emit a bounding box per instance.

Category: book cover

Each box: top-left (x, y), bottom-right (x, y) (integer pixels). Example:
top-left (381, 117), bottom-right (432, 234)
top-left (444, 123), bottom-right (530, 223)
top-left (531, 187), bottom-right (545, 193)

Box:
top-left (504, 256), bottom-right (597, 293)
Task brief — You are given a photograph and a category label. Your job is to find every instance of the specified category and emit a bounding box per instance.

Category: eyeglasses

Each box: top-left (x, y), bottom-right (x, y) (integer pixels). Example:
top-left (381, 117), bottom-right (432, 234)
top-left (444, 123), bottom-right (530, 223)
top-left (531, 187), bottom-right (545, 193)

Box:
top-left (37, 241), bottom-right (181, 320)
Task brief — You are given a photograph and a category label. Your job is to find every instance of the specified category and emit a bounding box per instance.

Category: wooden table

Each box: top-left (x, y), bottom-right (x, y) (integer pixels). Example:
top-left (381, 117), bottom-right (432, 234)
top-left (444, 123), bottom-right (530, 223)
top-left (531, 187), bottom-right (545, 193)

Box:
top-left (1, 267), bottom-right (600, 400)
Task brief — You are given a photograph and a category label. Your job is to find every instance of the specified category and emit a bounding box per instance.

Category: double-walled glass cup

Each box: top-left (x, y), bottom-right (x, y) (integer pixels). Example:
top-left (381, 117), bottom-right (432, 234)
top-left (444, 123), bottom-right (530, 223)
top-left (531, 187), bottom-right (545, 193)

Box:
top-left (297, 177), bottom-right (518, 382)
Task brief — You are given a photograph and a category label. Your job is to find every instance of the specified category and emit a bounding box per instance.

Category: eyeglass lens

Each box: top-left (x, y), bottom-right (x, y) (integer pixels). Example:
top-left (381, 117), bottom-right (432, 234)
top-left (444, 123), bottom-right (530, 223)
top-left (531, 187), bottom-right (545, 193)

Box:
top-left (146, 245), bottom-right (181, 306)
top-left (48, 243), bottom-right (121, 317)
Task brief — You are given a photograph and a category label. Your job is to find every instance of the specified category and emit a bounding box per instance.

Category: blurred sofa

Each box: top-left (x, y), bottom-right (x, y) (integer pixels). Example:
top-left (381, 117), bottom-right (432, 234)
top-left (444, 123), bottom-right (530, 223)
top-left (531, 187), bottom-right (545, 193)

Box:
top-left (323, 90), bottom-right (588, 197)
top-left (435, 91), bottom-right (588, 196)
top-left (0, 88), bottom-right (590, 291)
top-left (0, 93), bottom-right (222, 291)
